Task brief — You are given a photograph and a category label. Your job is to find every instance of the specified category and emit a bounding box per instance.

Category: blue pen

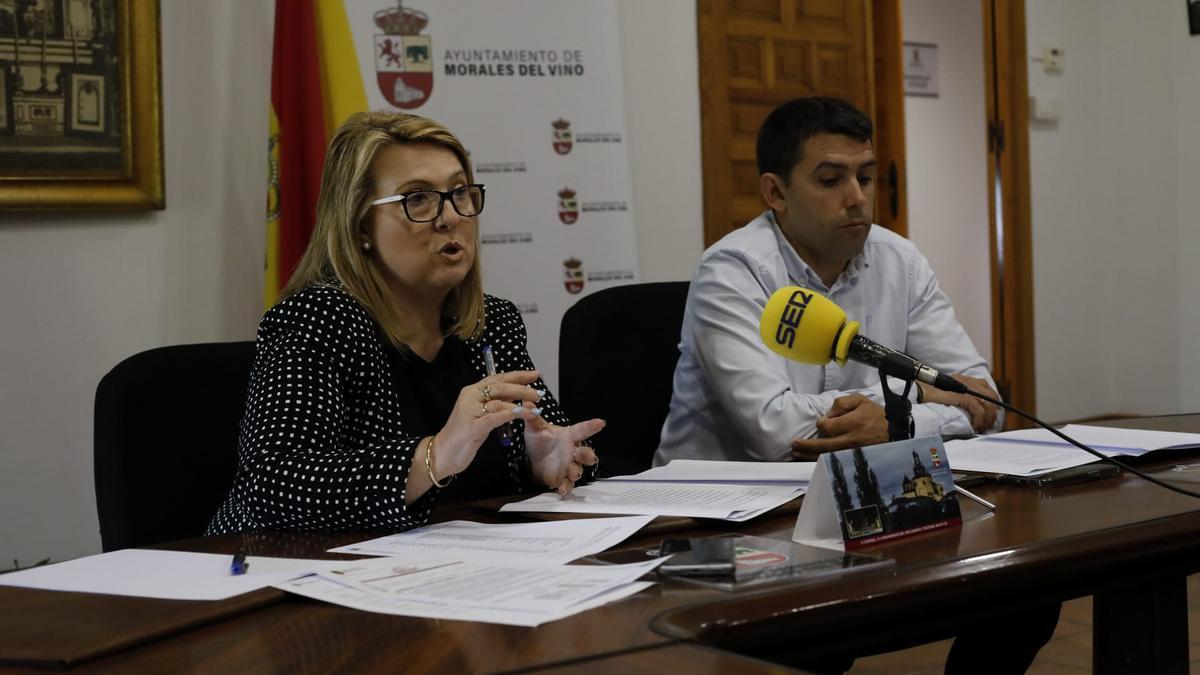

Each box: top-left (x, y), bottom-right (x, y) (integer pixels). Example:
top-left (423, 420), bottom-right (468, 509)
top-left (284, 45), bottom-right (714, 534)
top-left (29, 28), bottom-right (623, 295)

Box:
top-left (482, 345), bottom-right (514, 447)
top-left (230, 548), bottom-right (249, 575)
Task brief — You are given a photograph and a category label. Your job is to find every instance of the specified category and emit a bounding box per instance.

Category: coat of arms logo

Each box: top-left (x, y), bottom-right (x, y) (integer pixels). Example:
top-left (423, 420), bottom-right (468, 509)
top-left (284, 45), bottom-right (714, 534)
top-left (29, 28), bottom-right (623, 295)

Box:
top-left (563, 258), bottom-right (585, 294)
top-left (373, 2), bottom-right (433, 109)
top-left (552, 118), bottom-right (573, 155)
top-left (557, 187), bottom-right (579, 224)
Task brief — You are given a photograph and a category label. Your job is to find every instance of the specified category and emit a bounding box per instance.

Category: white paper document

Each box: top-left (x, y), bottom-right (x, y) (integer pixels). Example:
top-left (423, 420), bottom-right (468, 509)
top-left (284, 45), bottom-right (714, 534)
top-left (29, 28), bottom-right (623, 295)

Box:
top-left (604, 459), bottom-right (815, 485)
top-left (327, 515), bottom-right (655, 564)
top-left (275, 555), bottom-right (663, 627)
top-left (0, 549), bottom-right (328, 601)
top-left (500, 482), bottom-right (804, 521)
top-left (279, 574), bottom-right (654, 628)
top-left (946, 424), bottom-right (1200, 477)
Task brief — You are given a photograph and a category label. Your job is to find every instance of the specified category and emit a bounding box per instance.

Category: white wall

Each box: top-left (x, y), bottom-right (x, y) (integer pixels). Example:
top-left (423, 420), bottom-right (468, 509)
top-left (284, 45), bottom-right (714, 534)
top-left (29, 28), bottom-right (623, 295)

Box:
top-left (1176, 6), bottom-right (1200, 411)
top-left (1026, 0), bottom-right (1187, 422)
top-left (0, 0), bottom-right (273, 568)
top-left (618, 1), bottom-right (705, 283)
top-left (0, 0), bottom-right (703, 567)
top-left (901, 0), bottom-right (992, 363)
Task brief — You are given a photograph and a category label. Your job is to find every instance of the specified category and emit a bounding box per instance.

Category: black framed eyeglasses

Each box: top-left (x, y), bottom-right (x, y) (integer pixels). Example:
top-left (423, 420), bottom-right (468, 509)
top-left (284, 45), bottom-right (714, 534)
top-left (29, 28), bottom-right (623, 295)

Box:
top-left (369, 184), bottom-right (486, 223)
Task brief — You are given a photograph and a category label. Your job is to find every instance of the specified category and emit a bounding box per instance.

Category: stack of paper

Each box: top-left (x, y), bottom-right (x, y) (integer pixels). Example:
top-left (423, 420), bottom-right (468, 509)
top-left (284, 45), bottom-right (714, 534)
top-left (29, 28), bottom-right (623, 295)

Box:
top-left (0, 516), bottom-right (662, 628)
top-left (500, 459), bottom-right (811, 521)
top-left (946, 424), bottom-right (1200, 477)
top-left (604, 459), bottom-right (815, 486)
top-left (327, 515), bottom-right (655, 563)
top-left (286, 515), bottom-right (661, 626)
top-left (279, 555), bottom-right (662, 627)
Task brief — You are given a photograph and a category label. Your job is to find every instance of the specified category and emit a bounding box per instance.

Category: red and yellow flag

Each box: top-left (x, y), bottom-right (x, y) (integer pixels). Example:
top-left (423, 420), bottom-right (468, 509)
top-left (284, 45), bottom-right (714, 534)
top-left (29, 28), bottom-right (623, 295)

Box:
top-left (265, 0), bottom-right (367, 308)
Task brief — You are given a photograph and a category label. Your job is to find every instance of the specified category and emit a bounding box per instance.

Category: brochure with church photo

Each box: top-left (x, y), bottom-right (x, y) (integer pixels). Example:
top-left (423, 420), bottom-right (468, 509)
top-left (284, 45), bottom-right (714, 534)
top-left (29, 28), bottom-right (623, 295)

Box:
top-left (794, 437), bottom-right (962, 551)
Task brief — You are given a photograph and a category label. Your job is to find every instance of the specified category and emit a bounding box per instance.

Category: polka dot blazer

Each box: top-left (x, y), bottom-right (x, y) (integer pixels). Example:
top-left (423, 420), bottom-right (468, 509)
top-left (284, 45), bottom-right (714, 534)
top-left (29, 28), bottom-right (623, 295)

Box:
top-left (207, 284), bottom-right (572, 535)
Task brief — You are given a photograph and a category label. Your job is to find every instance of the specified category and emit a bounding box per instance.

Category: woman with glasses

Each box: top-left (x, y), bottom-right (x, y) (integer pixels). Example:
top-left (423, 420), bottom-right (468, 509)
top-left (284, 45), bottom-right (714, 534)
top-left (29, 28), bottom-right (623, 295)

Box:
top-left (208, 111), bottom-right (600, 535)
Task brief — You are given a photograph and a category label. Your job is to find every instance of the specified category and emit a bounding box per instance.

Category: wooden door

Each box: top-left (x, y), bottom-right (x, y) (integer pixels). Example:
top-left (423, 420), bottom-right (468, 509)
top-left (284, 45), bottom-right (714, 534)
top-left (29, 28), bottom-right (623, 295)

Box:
top-left (983, 0), bottom-right (1036, 423)
top-left (870, 0), bottom-right (906, 235)
top-left (697, 0), bottom-right (906, 246)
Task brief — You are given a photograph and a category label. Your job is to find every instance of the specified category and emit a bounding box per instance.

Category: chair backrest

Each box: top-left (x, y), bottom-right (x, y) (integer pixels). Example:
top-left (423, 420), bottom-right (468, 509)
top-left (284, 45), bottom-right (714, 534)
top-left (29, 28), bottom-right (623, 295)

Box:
top-left (94, 341), bottom-right (256, 551)
top-left (558, 281), bottom-right (689, 478)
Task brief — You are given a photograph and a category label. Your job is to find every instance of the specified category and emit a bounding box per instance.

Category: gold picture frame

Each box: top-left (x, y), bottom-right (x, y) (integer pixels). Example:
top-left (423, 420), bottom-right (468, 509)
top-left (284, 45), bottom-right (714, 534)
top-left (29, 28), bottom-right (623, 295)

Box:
top-left (0, 0), bottom-right (163, 210)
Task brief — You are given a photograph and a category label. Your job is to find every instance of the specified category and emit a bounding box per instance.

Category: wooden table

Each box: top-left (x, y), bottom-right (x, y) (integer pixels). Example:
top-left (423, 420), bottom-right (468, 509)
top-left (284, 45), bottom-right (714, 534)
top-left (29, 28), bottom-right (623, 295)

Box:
top-left (3, 414), bottom-right (1200, 674)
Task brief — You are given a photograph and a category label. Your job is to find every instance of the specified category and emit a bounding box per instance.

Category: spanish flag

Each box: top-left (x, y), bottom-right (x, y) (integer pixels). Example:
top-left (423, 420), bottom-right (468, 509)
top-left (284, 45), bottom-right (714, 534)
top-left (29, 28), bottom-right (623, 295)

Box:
top-left (265, 0), bottom-right (368, 307)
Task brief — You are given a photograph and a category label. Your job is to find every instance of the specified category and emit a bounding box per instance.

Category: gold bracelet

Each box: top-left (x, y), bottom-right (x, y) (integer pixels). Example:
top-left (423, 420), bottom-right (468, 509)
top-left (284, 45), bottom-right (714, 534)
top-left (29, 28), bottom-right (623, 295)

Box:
top-left (424, 435), bottom-right (453, 488)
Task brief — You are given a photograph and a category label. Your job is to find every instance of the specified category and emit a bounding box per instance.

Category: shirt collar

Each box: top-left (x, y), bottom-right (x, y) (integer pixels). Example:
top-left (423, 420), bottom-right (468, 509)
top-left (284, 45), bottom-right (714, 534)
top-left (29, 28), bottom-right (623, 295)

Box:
top-left (767, 211), bottom-right (870, 293)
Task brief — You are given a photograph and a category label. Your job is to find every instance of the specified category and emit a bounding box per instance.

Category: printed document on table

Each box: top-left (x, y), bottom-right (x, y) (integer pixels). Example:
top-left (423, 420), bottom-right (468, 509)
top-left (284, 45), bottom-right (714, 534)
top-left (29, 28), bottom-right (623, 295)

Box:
top-left (500, 482), bottom-right (804, 521)
top-left (310, 555), bottom-right (665, 613)
top-left (273, 554), bottom-right (663, 626)
top-left (327, 514), bottom-right (655, 563)
top-left (982, 424), bottom-right (1200, 456)
top-left (603, 459), bottom-right (815, 486)
top-left (278, 573), bottom-right (654, 627)
top-left (947, 424), bottom-right (1200, 476)
top-left (0, 549), bottom-right (329, 600)
top-left (945, 438), bottom-right (1096, 476)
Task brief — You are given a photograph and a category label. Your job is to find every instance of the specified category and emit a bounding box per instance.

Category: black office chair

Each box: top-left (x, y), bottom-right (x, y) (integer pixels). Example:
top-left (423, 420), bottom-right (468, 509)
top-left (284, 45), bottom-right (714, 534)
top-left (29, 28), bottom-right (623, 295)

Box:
top-left (558, 281), bottom-right (689, 478)
top-left (94, 342), bottom-right (256, 551)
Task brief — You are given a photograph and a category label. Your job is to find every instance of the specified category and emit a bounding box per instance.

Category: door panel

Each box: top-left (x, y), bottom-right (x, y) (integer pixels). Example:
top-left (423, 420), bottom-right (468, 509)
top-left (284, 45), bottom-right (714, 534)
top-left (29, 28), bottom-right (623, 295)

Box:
top-left (698, 0), bottom-right (886, 246)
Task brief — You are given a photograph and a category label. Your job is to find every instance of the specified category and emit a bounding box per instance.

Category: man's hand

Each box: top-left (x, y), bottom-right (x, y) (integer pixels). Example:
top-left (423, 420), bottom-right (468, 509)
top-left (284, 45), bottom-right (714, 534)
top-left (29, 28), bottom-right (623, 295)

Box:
top-left (790, 394), bottom-right (889, 460)
top-left (916, 374), bottom-right (1001, 432)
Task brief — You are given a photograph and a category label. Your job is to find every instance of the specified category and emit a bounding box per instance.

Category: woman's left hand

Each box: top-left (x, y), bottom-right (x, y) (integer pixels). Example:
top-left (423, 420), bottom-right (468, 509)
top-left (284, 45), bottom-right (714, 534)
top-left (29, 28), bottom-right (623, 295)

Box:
top-left (524, 412), bottom-right (603, 496)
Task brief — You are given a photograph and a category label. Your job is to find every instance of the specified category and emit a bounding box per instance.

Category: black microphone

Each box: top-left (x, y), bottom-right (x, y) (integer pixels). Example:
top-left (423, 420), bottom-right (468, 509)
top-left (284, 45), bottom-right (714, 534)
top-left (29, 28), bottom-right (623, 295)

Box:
top-left (758, 285), bottom-right (968, 394)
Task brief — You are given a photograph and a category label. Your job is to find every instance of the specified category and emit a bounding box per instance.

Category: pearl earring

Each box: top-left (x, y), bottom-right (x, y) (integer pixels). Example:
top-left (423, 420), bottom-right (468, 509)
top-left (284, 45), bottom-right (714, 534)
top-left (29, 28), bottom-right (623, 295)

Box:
top-left (362, 241), bottom-right (372, 252)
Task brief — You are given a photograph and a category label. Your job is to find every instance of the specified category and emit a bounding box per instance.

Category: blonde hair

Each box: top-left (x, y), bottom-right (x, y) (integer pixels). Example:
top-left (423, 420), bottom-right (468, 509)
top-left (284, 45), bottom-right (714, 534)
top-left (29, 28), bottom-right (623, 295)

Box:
top-left (282, 111), bottom-right (485, 346)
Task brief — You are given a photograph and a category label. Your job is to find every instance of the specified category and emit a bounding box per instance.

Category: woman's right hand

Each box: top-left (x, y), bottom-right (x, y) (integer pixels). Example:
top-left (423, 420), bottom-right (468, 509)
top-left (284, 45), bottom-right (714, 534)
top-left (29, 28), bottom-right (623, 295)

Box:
top-left (432, 370), bottom-right (545, 478)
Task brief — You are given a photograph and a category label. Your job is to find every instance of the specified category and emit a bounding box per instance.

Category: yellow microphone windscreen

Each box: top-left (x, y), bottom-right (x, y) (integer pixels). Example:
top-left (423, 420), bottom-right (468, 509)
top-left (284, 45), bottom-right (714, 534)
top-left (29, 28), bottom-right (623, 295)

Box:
top-left (759, 286), bottom-right (860, 365)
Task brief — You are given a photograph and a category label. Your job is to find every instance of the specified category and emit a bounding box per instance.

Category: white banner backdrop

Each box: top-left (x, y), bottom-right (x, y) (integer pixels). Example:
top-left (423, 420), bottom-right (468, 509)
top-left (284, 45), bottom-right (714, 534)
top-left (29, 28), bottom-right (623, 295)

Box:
top-left (342, 0), bottom-right (639, 392)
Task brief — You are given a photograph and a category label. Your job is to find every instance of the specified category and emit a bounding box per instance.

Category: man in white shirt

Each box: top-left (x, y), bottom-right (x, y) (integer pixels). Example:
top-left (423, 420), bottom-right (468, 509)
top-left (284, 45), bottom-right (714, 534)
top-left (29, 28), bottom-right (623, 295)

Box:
top-left (656, 96), bottom-right (999, 466)
top-left (654, 97), bottom-right (1056, 674)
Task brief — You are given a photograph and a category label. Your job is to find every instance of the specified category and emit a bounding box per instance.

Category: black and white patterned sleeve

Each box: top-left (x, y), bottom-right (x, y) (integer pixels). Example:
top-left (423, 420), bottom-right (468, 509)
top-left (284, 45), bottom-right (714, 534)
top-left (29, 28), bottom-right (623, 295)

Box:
top-left (226, 291), bottom-right (435, 532)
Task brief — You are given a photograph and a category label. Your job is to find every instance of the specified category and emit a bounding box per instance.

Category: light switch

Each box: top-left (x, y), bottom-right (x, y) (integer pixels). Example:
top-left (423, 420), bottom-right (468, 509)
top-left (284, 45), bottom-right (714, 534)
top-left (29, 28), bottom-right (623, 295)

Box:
top-left (1030, 95), bottom-right (1060, 122)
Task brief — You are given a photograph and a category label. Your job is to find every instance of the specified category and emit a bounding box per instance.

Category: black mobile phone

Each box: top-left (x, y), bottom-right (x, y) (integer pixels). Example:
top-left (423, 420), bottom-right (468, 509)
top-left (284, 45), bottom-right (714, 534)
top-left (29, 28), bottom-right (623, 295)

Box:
top-left (1002, 462), bottom-right (1121, 488)
top-left (658, 537), bottom-right (736, 577)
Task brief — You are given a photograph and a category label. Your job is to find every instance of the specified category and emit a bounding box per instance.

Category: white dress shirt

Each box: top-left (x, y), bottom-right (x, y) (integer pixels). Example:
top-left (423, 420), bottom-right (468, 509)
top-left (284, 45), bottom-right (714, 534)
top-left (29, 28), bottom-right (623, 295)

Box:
top-left (654, 211), bottom-right (998, 465)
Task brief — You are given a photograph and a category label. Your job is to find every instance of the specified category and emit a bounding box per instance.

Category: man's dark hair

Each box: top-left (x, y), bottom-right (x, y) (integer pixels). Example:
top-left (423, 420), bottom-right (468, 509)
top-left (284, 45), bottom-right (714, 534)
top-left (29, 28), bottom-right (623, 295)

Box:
top-left (756, 97), bottom-right (873, 180)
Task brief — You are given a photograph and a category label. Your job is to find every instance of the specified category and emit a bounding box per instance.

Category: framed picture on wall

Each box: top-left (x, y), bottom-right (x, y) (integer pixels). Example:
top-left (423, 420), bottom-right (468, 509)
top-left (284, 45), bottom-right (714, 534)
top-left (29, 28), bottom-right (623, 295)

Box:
top-left (0, 0), bottom-right (164, 210)
top-left (1190, 0), bottom-right (1200, 35)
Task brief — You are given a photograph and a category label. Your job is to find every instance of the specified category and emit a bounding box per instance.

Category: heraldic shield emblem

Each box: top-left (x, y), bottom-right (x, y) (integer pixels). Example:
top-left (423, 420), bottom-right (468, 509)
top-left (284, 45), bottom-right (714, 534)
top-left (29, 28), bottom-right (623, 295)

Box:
top-left (552, 119), bottom-right (573, 155)
top-left (563, 258), bottom-right (585, 294)
top-left (558, 187), bottom-right (579, 224)
top-left (374, 3), bottom-right (433, 109)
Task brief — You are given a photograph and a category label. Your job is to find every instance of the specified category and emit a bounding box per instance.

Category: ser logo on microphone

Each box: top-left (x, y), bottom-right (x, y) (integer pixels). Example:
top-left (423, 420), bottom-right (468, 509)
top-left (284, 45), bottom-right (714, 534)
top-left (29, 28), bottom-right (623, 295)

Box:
top-left (774, 288), bottom-right (814, 349)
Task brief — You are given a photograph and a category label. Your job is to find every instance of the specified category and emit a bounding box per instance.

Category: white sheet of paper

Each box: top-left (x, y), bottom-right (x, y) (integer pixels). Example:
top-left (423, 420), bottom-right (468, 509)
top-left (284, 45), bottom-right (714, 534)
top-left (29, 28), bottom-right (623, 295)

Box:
top-left (0, 549), bottom-right (328, 600)
top-left (327, 515), bottom-right (654, 563)
top-left (947, 424), bottom-right (1200, 476)
top-left (311, 555), bottom-right (665, 613)
top-left (981, 424), bottom-right (1200, 455)
top-left (499, 482), bottom-right (804, 521)
top-left (278, 573), bottom-right (654, 627)
top-left (604, 459), bottom-right (815, 485)
top-left (946, 438), bottom-right (1098, 476)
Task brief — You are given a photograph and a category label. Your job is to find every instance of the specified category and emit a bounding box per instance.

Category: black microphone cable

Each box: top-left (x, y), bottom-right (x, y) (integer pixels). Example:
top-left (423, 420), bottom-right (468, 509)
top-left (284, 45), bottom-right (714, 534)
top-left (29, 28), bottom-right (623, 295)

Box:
top-left (966, 390), bottom-right (1200, 500)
